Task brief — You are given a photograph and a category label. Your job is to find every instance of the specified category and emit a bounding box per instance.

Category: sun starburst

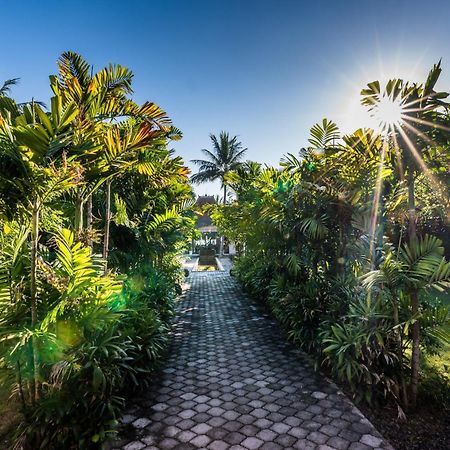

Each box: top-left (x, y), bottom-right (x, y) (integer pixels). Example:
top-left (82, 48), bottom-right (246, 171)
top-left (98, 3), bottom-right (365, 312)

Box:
top-left (373, 96), bottom-right (404, 134)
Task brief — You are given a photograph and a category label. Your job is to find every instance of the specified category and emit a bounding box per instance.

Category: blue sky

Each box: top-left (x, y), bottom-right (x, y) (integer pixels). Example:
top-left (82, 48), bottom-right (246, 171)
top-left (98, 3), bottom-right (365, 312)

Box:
top-left (2, 0), bottom-right (450, 196)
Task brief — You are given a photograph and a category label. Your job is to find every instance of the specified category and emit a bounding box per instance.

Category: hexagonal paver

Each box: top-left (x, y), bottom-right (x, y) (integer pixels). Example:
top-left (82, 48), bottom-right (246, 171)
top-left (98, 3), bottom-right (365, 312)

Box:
top-left (208, 440), bottom-right (229, 450)
top-left (124, 442), bottom-right (146, 450)
top-left (192, 423), bottom-right (212, 434)
top-left (114, 268), bottom-right (394, 450)
top-left (241, 436), bottom-right (264, 449)
top-left (190, 434), bottom-right (211, 447)
top-left (271, 422), bottom-right (291, 434)
top-left (327, 436), bottom-right (351, 449)
top-left (132, 418), bottom-right (151, 429)
top-left (224, 431), bottom-right (246, 445)
top-left (360, 434), bottom-right (383, 447)
top-left (178, 430), bottom-right (196, 442)
top-left (308, 431), bottom-right (329, 444)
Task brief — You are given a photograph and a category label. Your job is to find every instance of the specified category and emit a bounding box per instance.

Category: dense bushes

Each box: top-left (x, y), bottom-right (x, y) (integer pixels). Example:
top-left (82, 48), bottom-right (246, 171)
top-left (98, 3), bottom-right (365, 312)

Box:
top-left (231, 189), bottom-right (449, 410)
top-left (0, 53), bottom-right (194, 448)
top-left (10, 233), bottom-right (179, 449)
top-left (234, 253), bottom-right (401, 405)
top-left (216, 64), bottom-right (450, 414)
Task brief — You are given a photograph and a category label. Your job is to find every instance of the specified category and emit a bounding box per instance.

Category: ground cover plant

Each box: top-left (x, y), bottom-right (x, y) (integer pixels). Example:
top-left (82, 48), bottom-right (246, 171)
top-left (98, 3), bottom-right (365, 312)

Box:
top-left (0, 53), bottom-right (195, 449)
top-left (209, 64), bottom-right (450, 449)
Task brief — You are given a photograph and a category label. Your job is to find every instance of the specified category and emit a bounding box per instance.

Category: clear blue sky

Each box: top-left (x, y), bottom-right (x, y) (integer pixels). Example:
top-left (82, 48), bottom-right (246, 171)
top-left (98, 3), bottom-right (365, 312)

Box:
top-left (2, 0), bottom-right (450, 196)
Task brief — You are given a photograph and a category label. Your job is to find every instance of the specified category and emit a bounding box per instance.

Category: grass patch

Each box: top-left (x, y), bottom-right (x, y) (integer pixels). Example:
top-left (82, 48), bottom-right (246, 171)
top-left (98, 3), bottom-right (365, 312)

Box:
top-left (421, 344), bottom-right (450, 407)
top-left (426, 344), bottom-right (450, 378)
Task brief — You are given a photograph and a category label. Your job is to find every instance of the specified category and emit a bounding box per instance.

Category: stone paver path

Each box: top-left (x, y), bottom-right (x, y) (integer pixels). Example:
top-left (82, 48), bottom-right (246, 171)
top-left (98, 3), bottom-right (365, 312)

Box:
top-left (112, 270), bottom-right (393, 450)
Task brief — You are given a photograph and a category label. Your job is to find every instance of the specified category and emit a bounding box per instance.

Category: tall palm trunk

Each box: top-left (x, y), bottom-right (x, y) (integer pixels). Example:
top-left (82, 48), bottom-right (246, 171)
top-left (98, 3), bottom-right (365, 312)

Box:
top-left (103, 180), bottom-right (111, 273)
top-left (391, 293), bottom-right (408, 408)
top-left (16, 361), bottom-right (26, 410)
top-left (30, 199), bottom-right (41, 401)
top-left (74, 193), bottom-right (84, 232)
top-left (407, 169), bottom-right (420, 407)
top-left (87, 194), bottom-right (93, 250)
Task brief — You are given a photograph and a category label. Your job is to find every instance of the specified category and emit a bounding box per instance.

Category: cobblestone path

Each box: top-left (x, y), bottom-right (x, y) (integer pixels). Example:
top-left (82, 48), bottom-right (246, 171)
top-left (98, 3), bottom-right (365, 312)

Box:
top-left (112, 271), bottom-right (393, 450)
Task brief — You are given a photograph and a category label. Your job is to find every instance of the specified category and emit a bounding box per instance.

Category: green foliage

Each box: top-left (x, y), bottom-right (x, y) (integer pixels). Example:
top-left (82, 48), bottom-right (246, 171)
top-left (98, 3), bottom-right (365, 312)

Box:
top-left (308, 118), bottom-right (339, 150)
top-left (216, 63), bottom-right (450, 413)
top-left (0, 228), bottom-right (179, 449)
top-left (0, 52), bottom-right (194, 448)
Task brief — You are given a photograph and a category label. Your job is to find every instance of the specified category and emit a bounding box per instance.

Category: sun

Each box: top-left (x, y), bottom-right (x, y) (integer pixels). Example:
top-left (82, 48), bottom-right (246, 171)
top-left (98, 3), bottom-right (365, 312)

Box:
top-left (373, 96), bottom-right (404, 134)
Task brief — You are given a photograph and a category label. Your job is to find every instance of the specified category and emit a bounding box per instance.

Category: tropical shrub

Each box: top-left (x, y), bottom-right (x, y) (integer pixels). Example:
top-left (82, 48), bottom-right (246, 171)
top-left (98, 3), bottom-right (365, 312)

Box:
top-left (219, 63), bottom-right (450, 414)
top-left (0, 53), bottom-right (194, 448)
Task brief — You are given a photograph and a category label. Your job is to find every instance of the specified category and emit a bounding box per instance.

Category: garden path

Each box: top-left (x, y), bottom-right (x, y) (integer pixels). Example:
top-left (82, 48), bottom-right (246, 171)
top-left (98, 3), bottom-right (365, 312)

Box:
top-left (111, 268), bottom-right (394, 450)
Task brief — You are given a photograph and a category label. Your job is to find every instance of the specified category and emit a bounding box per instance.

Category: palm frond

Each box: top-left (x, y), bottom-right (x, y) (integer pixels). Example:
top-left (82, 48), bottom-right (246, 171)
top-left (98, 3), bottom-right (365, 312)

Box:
top-left (298, 214), bottom-right (328, 239)
top-left (190, 169), bottom-right (220, 184)
top-left (400, 235), bottom-right (450, 290)
top-left (308, 118), bottom-right (340, 149)
top-left (0, 78), bottom-right (20, 96)
top-left (57, 51), bottom-right (91, 89)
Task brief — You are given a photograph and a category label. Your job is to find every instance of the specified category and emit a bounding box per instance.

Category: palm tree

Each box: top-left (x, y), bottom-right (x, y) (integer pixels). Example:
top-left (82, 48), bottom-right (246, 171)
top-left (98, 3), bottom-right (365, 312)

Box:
top-left (99, 121), bottom-right (182, 270)
top-left (191, 132), bottom-right (247, 204)
top-left (361, 236), bottom-right (450, 410)
top-left (226, 160), bottom-right (262, 200)
top-left (52, 51), bottom-right (134, 235)
top-left (1, 97), bottom-right (79, 401)
top-left (191, 132), bottom-right (247, 255)
top-left (53, 51), bottom-right (179, 263)
top-left (361, 61), bottom-right (450, 407)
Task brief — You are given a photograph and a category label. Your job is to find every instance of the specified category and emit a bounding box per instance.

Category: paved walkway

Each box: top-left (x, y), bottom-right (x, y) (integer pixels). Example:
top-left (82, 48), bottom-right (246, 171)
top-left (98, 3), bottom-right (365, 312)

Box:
top-left (111, 271), bottom-right (393, 450)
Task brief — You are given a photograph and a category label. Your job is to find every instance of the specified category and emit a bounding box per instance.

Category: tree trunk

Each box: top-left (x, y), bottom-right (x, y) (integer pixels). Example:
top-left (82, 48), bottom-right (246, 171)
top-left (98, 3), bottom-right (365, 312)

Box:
top-left (103, 180), bottom-right (111, 273)
top-left (410, 292), bottom-right (420, 406)
top-left (87, 194), bottom-right (93, 251)
top-left (407, 170), bottom-right (417, 241)
top-left (337, 219), bottom-right (345, 275)
top-left (407, 169), bottom-right (420, 407)
top-left (16, 361), bottom-right (26, 410)
top-left (30, 200), bottom-right (41, 401)
top-left (74, 194), bottom-right (84, 232)
top-left (392, 293), bottom-right (408, 408)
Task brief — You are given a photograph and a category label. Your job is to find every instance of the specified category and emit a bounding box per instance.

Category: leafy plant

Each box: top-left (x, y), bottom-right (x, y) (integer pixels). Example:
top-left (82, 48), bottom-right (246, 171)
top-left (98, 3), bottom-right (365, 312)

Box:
top-left (0, 52), bottom-right (194, 448)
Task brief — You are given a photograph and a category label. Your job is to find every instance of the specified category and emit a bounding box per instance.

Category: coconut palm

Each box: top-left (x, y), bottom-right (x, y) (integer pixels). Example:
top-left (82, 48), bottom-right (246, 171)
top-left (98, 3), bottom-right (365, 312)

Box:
top-left (191, 132), bottom-right (247, 255)
top-left (191, 131), bottom-right (247, 204)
